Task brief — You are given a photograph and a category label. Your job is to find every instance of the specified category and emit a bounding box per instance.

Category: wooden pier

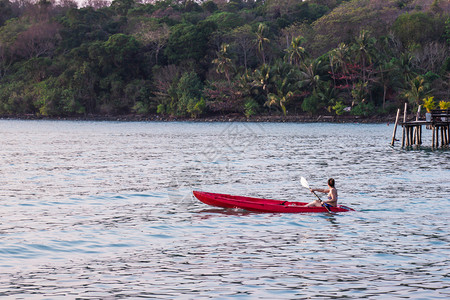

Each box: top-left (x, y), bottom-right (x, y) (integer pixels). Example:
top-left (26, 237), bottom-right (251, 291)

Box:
top-left (391, 105), bottom-right (450, 149)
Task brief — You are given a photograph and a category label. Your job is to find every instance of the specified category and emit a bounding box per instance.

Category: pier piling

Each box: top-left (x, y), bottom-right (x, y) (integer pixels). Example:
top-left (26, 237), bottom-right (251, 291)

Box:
top-left (391, 108), bottom-right (400, 146)
top-left (399, 107), bottom-right (449, 149)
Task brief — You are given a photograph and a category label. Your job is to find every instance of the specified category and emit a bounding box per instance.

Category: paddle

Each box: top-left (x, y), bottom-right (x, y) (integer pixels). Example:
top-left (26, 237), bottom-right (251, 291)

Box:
top-left (300, 177), bottom-right (332, 213)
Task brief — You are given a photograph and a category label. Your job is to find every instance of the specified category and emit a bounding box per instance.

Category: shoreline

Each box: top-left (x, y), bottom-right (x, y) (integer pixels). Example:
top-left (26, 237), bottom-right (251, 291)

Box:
top-left (0, 113), bottom-right (397, 124)
top-left (0, 114), bottom-right (395, 124)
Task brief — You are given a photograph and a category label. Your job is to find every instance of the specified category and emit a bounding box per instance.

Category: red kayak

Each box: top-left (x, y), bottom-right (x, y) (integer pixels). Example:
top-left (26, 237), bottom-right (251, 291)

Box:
top-left (193, 191), bottom-right (354, 213)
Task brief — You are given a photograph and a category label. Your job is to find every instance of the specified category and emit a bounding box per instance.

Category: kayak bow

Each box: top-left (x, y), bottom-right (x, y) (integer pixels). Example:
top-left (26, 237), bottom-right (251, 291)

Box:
top-left (193, 191), bottom-right (354, 213)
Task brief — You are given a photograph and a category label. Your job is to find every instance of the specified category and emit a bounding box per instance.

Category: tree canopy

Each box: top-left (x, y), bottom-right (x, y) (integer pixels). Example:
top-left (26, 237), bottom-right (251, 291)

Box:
top-left (0, 0), bottom-right (448, 117)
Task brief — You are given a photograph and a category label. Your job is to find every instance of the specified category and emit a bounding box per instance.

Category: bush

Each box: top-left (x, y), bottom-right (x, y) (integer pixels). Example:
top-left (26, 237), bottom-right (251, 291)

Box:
top-left (332, 101), bottom-right (346, 115)
top-left (423, 96), bottom-right (436, 112)
top-left (439, 101), bottom-right (450, 110)
top-left (187, 97), bottom-right (206, 118)
top-left (350, 101), bottom-right (375, 117)
top-left (157, 104), bottom-right (166, 114)
top-left (175, 71), bottom-right (203, 116)
top-left (301, 93), bottom-right (322, 114)
top-left (244, 98), bottom-right (259, 118)
top-left (133, 101), bottom-right (149, 114)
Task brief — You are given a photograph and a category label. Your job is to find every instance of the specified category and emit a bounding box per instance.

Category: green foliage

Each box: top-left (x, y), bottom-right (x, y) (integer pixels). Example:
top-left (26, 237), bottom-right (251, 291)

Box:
top-left (393, 12), bottom-right (443, 48)
top-left (133, 101), bottom-right (149, 114)
top-left (284, 36), bottom-right (308, 65)
top-left (187, 97), bottom-right (205, 118)
top-left (103, 34), bottom-right (141, 78)
top-left (202, 1), bottom-right (218, 13)
top-left (350, 101), bottom-right (375, 116)
top-left (403, 75), bottom-right (431, 108)
top-left (165, 21), bottom-right (217, 64)
top-left (0, 0), bottom-right (447, 119)
top-left (445, 17), bottom-right (450, 45)
top-left (0, 80), bottom-right (34, 114)
top-left (351, 81), bottom-right (369, 105)
top-left (0, 0), bottom-right (14, 27)
top-left (111, 0), bottom-right (136, 16)
top-left (332, 100), bottom-right (347, 115)
top-left (301, 93), bottom-right (321, 114)
top-left (423, 71), bottom-right (439, 83)
top-left (156, 103), bottom-right (165, 114)
top-left (265, 61), bottom-right (300, 115)
top-left (203, 80), bottom-right (243, 113)
top-left (175, 71), bottom-right (203, 116)
top-left (212, 43), bottom-right (234, 82)
top-left (439, 101), bottom-right (450, 110)
top-left (423, 96), bottom-right (436, 112)
top-left (205, 12), bottom-right (243, 30)
top-left (58, 8), bottom-right (110, 50)
top-left (312, 0), bottom-right (399, 53)
top-left (244, 98), bottom-right (259, 118)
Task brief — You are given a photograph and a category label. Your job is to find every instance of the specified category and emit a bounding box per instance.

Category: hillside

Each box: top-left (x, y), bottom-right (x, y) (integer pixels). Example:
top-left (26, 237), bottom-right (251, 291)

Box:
top-left (0, 0), bottom-right (449, 118)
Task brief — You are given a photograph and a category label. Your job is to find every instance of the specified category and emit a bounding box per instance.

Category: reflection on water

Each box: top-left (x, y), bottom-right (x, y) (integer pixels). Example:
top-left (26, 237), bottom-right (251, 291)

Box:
top-left (0, 120), bottom-right (449, 298)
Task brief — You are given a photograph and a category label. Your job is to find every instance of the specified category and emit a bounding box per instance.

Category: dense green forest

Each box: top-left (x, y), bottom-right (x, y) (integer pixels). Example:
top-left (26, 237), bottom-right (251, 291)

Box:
top-left (0, 0), bottom-right (449, 118)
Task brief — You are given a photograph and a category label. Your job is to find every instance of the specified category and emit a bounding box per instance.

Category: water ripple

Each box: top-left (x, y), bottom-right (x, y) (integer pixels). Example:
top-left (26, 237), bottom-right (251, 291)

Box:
top-left (0, 120), bottom-right (449, 298)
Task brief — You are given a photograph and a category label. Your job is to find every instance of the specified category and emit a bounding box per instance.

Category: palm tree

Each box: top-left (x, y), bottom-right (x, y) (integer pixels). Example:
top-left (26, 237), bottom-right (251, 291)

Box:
top-left (247, 64), bottom-right (274, 107)
top-left (352, 30), bottom-right (377, 83)
top-left (255, 23), bottom-right (270, 65)
top-left (299, 59), bottom-right (325, 92)
top-left (396, 52), bottom-right (418, 90)
top-left (265, 61), bottom-right (300, 116)
top-left (377, 59), bottom-right (403, 109)
top-left (212, 43), bottom-right (234, 83)
top-left (403, 75), bottom-right (431, 108)
top-left (266, 88), bottom-right (293, 116)
top-left (284, 36), bottom-right (308, 66)
top-left (332, 43), bottom-right (350, 74)
top-left (329, 43), bottom-right (350, 92)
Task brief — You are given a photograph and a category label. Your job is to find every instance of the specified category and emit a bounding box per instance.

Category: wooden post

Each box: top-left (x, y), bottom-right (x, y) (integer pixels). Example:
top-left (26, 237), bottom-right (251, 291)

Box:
top-left (447, 125), bottom-right (450, 145)
top-left (409, 126), bottom-right (413, 146)
top-left (402, 128), bottom-right (405, 147)
top-left (405, 126), bottom-right (409, 146)
top-left (402, 103), bottom-right (407, 148)
top-left (436, 126), bottom-right (439, 148)
top-left (443, 126), bottom-right (447, 146)
top-left (419, 125), bottom-right (422, 145)
top-left (391, 108), bottom-right (400, 146)
top-left (432, 126), bottom-right (435, 149)
top-left (413, 105), bottom-right (421, 145)
top-left (446, 126), bottom-right (449, 146)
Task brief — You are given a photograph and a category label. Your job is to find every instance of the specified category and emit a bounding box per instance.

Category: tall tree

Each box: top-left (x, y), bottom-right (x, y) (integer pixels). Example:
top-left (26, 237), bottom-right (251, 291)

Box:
top-left (351, 30), bottom-right (377, 83)
top-left (212, 43), bottom-right (234, 83)
top-left (299, 58), bottom-right (325, 92)
top-left (13, 21), bottom-right (62, 59)
top-left (0, 0), bottom-right (14, 26)
top-left (284, 35), bottom-right (308, 66)
top-left (230, 24), bottom-right (254, 71)
top-left (133, 20), bottom-right (170, 64)
top-left (266, 78), bottom-right (292, 116)
top-left (403, 75), bottom-right (431, 109)
top-left (255, 23), bottom-right (270, 65)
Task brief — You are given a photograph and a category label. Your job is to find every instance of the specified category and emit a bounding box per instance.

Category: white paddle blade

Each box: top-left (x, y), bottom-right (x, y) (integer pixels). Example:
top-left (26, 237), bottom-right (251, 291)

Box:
top-left (300, 177), bottom-right (310, 189)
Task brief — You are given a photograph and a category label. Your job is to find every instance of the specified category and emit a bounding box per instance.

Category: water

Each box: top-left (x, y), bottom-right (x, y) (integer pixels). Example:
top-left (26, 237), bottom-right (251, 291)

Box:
top-left (0, 120), bottom-right (449, 299)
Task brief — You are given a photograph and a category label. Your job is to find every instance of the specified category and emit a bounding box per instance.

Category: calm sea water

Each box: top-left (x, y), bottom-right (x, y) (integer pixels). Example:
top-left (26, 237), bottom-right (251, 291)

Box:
top-left (0, 120), bottom-right (449, 299)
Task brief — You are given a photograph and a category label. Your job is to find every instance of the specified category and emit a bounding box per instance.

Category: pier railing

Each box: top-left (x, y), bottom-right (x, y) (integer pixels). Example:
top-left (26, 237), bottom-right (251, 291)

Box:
top-left (430, 109), bottom-right (450, 124)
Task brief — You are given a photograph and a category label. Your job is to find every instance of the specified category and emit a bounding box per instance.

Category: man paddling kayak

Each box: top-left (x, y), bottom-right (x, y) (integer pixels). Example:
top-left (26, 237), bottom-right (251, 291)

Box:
top-left (304, 178), bottom-right (338, 208)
